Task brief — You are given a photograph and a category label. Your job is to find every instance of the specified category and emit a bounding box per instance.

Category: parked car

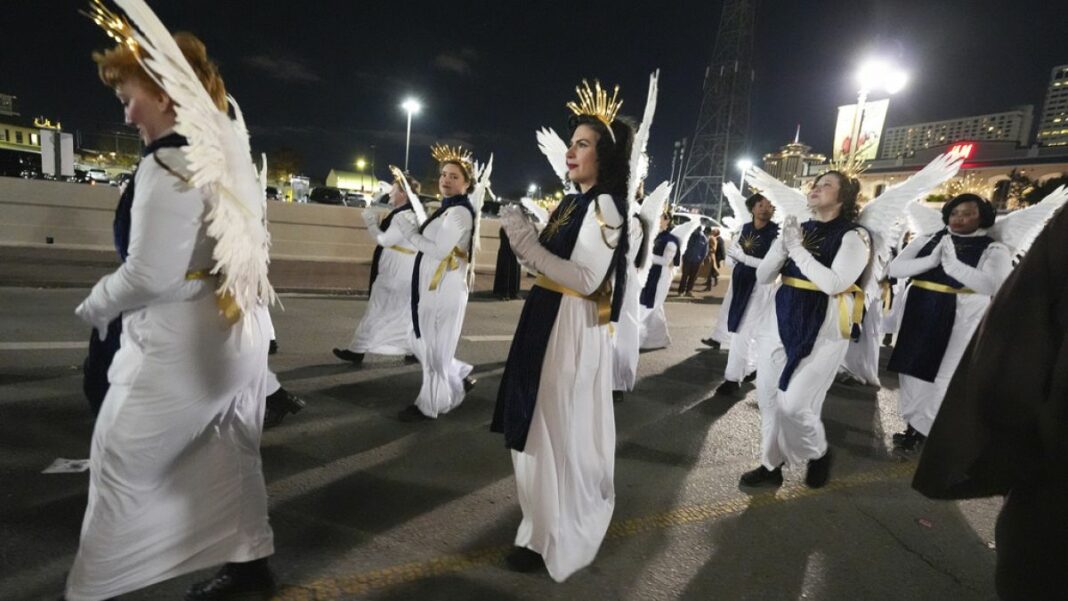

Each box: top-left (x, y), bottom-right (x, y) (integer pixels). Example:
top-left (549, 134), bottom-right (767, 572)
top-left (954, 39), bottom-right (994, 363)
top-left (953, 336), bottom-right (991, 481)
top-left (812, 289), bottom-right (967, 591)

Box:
top-left (343, 191), bottom-right (373, 208)
top-left (308, 186), bottom-right (346, 206)
top-left (87, 169), bottom-right (110, 184)
top-left (265, 186), bottom-right (281, 201)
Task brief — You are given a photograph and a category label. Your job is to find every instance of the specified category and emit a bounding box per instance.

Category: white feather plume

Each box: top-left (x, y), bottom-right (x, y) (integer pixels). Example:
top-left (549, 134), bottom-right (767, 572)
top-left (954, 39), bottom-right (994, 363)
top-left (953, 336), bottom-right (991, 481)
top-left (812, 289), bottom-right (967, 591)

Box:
top-left (519, 197), bottom-right (549, 227)
top-left (721, 181), bottom-right (750, 233)
top-left (536, 127), bottom-right (573, 192)
top-left (114, 0), bottom-right (275, 320)
top-left (469, 154), bottom-right (494, 253)
top-left (636, 181), bottom-right (673, 276)
top-left (393, 169), bottom-right (427, 224)
top-left (744, 165), bottom-right (810, 220)
top-left (906, 202), bottom-right (944, 237)
top-left (626, 70), bottom-right (659, 207)
top-left (989, 184), bottom-right (1068, 255)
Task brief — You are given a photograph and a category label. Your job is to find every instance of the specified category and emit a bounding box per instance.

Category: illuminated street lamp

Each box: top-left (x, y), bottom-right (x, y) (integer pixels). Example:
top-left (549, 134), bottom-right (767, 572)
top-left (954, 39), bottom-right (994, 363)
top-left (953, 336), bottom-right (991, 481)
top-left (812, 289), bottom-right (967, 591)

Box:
top-left (724, 158), bottom-right (754, 220)
top-left (401, 98), bottom-right (422, 171)
top-left (355, 158), bottom-right (366, 170)
top-left (527, 182), bottom-right (540, 199)
top-left (848, 59), bottom-right (908, 165)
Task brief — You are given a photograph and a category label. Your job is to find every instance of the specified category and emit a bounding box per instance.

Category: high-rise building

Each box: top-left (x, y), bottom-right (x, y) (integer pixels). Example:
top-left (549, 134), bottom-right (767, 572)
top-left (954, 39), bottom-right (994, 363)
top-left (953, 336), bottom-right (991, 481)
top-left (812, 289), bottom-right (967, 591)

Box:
top-left (761, 127), bottom-right (826, 188)
top-left (880, 106), bottom-right (1033, 159)
top-left (0, 93), bottom-right (17, 116)
top-left (1037, 64), bottom-right (1068, 147)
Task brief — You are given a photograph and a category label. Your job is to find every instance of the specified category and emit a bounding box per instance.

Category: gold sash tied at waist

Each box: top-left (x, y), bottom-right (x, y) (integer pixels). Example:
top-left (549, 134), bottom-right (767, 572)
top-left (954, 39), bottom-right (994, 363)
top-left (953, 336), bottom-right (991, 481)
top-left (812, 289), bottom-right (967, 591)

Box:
top-left (909, 279), bottom-right (974, 295)
top-left (534, 275), bottom-right (613, 326)
top-left (429, 246), bottom-right (469, 291)
top-left (781, 276), bottom-right (864, 339)
top-left (185, 269), bottom-right (242, 325)
top-left (388, 245), bottom-right (416, 255)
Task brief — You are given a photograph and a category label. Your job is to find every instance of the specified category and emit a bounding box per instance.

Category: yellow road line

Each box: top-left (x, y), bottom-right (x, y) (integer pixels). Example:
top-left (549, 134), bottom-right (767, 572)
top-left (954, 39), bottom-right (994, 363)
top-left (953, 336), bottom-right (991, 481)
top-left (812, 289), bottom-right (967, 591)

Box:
top-left (273, 462), bottom-right (915, 600)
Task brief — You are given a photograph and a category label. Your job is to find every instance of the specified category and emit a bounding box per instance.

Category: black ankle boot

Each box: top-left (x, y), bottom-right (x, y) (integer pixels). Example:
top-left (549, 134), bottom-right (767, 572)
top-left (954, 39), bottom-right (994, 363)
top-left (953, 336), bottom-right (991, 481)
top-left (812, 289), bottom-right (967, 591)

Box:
top-left (332, 348), bottom-right (364, 365)
top-left (805, 450), bottom-right (833, 488)
top-left (739, 464), bottom-right (783, 487)
top-left (264, 387), bottom-right (306, 429)
top-left (715, 380), bottom-right (741, 396)
top-left (185, 559), bottom-right (276, 601)
top-left (505, 546), bottom-right (545, 572)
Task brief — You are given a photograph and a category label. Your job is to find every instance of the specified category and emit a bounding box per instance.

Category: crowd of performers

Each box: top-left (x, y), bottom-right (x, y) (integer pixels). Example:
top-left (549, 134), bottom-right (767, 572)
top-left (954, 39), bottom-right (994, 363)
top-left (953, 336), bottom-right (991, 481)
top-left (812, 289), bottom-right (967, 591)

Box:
top-left (63, 2), bottom-right (1067, 600)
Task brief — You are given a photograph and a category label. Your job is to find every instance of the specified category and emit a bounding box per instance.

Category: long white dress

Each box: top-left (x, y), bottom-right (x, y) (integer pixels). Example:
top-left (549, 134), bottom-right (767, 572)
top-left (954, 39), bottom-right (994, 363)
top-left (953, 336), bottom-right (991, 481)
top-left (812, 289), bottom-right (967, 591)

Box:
top-left (722, 249), bottom-right (771, 383)
top-left (503, 193), bottom-right (622, 582)
top-left (346, 210), bottom-right (417, 356)
top-left (405, 203), bottom-right (474, 417)
top-left (889, 231), bottom-right (1011, 435)
top-left (67, 147), bottom-right (273, 601)
top-left (754, 229), bottom-right (870, 469)
top-left (612, 213), bottom-right (644, 391)
top-left (839, 297), bottom-right (883, 386)
top-left (708, 280), bottom-right (734, 349)
top-left (638, 237), bottom-right (677, 349)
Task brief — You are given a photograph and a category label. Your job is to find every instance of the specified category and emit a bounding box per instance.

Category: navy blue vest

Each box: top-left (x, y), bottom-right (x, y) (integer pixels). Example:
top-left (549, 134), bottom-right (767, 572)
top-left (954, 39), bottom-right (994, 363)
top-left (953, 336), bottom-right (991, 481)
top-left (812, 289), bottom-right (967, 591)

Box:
top-left (887, 230), bottom-right (994, 382)
top-left (410, 195), bottom-right (476, 338)
top-left (775, 217), bottom-right (862, 391)
top-left (84, 133), bottom-right (187, 415)
top-left (727, 221), bottom-right (780, 332)
top-left (367, 202), bottom-right (412, 294)
top-left (492, 188), bottom-right (612, 451)
top-left (640, 231), bottom-right (681, 308)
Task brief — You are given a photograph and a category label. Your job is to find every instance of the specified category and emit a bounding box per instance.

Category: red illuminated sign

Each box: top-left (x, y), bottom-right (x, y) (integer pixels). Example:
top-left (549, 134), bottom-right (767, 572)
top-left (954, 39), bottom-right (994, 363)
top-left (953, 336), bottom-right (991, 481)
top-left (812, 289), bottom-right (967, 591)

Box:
top-left (947, 143), bottom-right (976, 160)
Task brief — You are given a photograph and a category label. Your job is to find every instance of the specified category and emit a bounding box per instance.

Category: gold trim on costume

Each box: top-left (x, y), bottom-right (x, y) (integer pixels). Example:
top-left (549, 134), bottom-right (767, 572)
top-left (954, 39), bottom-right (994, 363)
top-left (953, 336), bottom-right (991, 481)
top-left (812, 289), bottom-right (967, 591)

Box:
top-left (82, 0), bottom-right (139, 53)
top-left (781, 276), bottom-right (864, 339)
top-left (534, 275), bottom-right (612, 326)
top-left (428, 246), bottom-right (469, 291)
top-left (430, 144), bottom-right (474, 172)
top-left (566, 79), bottom-right (623, 131)
top-left (388, 245), bottom-right (416, 255)
top-left (910, 279), bottom-right (975, 295)
top-left (185, 269), bottom-right (242, 325)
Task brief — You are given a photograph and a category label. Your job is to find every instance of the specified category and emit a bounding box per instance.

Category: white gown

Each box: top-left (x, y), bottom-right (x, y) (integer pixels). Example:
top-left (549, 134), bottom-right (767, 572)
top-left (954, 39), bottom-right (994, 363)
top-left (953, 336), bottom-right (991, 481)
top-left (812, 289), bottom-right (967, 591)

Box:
top-left (722, 249), bottom-right (771, 383)
top-left (889, 231), bottom-right (1011, 435)
top-left (346, 212), bottom-right (417, 356)
top-left (754, 229), bottom-right (870, 469)
top-left (708, 279), bottom-right (734, 349)
top-left (638, 238), bottom-right (677, 349)
top-left (839, 296), bottom-right (883, 386)
top-left (67, 147), bottom-right (273, 601)
top-left (612, 214), bottom-right (644, 391)
top-left (406, 204), bottom-right (474, 417)
top-left (505, 193), bottom-right (622, 582)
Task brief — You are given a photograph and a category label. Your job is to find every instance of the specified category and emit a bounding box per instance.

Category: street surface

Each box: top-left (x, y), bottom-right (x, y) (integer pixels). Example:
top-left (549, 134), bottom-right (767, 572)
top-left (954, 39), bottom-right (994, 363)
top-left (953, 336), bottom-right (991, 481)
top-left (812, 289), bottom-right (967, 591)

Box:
top-left (0, 285), bottom-right (1000, 601)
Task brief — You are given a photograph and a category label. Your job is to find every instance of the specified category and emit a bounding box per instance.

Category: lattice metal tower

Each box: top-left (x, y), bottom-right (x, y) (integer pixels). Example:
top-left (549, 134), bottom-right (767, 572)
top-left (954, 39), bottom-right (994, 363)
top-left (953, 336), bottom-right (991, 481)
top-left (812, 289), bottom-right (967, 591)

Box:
top-left (675, 0), bottom-right (756, 216)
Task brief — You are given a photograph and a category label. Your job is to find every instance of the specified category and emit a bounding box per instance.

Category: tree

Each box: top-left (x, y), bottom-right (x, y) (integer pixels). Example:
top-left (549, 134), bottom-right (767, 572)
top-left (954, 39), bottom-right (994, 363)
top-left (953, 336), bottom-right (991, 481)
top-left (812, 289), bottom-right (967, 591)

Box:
top-left (265, 147), bottom-right (304, 185)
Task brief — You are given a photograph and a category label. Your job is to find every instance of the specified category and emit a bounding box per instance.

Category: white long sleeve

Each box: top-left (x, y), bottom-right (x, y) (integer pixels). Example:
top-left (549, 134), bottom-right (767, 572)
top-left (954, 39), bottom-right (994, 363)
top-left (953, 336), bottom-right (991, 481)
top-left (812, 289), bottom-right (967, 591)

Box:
top-left (503, 195), bottom-right (620, 296)
top-left (732, 245), bottom-right (764, 269)
top-left (370, 219), bottom-right (409, 248)
top-left (756, 238), bottom-right (788, 284)
top-left (406, 208), bottom-right (472, 260)
top-left (649, 242), bottom-right (677, 267)
top-left (887, 234), bottom-right (941, 279)
top-left (77, 157), bottom-right (208, 325)
top-left (787, 229), bottom-right (870, 295)
top-left (942, 242), bottom-right (1012, 296)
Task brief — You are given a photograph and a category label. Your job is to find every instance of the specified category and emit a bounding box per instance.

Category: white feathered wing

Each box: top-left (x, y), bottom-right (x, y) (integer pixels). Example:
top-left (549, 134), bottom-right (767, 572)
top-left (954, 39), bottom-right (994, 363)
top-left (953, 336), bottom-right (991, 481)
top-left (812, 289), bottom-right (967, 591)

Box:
top-left (721, 181), bottom-right (750, 233)
top-left (635, 181), bottom-right (673, 282)
top-left (626, 70), bottom-right (659, 207)
top-left (989, 184), bottom-right (1068, 255)
top-left (536, 127), bottom-right (574, 193)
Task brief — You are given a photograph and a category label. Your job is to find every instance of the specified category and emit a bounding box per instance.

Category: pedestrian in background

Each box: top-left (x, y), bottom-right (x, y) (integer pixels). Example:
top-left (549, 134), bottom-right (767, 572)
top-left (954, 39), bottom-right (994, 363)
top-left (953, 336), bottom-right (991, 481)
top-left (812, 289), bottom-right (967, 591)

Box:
top-left (703, 227), bottom-right (725, 290)
top-left (678, 226), bottom-right (709, 297)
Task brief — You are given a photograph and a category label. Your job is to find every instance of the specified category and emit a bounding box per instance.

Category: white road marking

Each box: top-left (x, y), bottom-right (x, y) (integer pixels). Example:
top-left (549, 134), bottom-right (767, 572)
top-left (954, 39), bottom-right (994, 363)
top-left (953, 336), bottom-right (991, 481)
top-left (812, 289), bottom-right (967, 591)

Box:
top-left (0, 341), bottom-right (88, 351)
top-left (461, 335), bottom-right (513, 342)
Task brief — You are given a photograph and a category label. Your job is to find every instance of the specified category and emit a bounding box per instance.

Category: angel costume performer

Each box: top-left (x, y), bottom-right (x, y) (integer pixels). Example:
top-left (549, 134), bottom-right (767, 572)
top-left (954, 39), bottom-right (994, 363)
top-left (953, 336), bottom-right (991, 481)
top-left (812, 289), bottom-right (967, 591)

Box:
top-left (638, 224), bottom-right (679, 349)
top-left (68, 6), bottom-right (276, 599)
top-left (887, 189), bottom-right (1066, 444)
top-left (493, 76), bottom-right (642, 581)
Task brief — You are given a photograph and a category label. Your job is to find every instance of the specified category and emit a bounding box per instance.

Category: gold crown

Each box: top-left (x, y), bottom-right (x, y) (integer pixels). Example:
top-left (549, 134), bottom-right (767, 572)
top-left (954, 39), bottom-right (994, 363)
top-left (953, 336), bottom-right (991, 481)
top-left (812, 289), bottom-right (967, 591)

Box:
top-left (82, 0), bottom-right (139, 53)
top-left (388, 164), bottom-right (406, 184)
top-left (566, 79), bottom-right (623, 131)
top-left (940, 171), bottom-right (990, 198)
top-left (827, 141), bottom-right (875, 181)
top-left (430, 144), bottom-right (473, 170)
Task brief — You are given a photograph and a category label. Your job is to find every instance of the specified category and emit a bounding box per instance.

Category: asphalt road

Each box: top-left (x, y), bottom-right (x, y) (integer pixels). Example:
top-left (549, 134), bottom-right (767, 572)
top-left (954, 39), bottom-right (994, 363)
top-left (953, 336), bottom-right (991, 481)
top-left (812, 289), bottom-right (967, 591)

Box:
top-left (0, 285), bottom-right (1001, 601)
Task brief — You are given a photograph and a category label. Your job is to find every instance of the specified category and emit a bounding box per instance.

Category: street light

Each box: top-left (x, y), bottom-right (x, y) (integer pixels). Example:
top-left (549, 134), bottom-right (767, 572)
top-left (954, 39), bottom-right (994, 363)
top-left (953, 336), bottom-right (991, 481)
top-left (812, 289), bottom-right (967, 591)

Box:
top-left (355, 158), bottom-right (366, 170)
top-left (400, 98), bottom-right (422, 171)
top-left (724, 158), bottom-right (754, 220)
top-left (848, 58), bottom-right (908, 165)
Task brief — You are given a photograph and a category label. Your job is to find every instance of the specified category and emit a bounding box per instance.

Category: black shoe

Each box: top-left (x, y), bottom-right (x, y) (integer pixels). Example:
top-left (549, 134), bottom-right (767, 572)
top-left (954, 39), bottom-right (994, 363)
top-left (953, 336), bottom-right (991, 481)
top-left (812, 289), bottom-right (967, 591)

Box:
top-left (185, 562), bottom-right (276, 601)
top-left (700, 337), bottom-right (721, 350)
top-left (739, 465), bottom-right (784, 487)
top-left (263, 387), bottom-right (306, 429)
top-left (332, 348), bottom-right (364, 365)
top-left (892, 424), bottom-right (917, 445)
top-left (612, 390), bottom-right (624, 403)
top-left (403, 354), bottom-right (419, 364)
top-left (398, 404), bottom-right (431, 422)
top-left (268, 340), bottom-right (278, 355)
top-left (896, 429), bottom-right (927, 452)
top-left (743, 371), bottom-right (757, 383)
top-left (805, 450), bottom-right (833, 488)
top-left (882, 333), bottom-right (894, 347)
top-left (504, 546), bottom-right (545, 573)
top-left (715, 380), bottom-right (741, 396)
top-left (463, 376), bottom-right (477, 393)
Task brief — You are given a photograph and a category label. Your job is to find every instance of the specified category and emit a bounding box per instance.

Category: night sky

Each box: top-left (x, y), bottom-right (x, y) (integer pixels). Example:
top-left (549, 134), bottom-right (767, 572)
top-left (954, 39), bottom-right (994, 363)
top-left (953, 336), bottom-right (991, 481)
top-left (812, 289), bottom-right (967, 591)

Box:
top-left (3, 0), bottom-right (1067, 196)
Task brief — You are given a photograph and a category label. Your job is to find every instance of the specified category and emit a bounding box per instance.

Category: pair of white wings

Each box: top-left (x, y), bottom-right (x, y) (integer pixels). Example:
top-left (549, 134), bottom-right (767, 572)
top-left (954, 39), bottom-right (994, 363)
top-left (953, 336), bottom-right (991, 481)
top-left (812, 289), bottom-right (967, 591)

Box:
top-left (110, 0), bottom-right (275, 318)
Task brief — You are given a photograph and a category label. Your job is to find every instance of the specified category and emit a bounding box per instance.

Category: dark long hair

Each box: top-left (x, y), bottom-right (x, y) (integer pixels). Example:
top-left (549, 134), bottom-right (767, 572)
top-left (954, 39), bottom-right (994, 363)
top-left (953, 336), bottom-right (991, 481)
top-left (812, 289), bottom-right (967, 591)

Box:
top-left (815, 170), bottom-right (861, 222)
top-left (942, 193), bottom-right (996, 228)
top-left (566, 114), bottom-right (635, 321)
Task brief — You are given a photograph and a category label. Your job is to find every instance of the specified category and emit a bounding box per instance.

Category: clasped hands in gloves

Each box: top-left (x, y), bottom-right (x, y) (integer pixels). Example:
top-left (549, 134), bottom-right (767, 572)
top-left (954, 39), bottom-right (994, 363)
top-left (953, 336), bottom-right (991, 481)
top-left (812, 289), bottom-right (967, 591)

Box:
top-left (781, 215), bottom-right (806, 257)
top-left (498, 205), bottom-right (541, 260)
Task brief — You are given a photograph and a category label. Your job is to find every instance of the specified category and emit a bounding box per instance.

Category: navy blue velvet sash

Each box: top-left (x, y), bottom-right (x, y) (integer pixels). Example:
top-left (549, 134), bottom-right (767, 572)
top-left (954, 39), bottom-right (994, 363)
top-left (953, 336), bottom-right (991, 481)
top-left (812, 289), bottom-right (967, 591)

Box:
top-left (411, 195), bottom-right (475, 338)
top-left (727, 221), bottom-right (780, 332)
top-left (775, 217), bottom-right (860, 391)
top-left (492, 190), bottom-right (600, 451)
top-left (83, 133), bottom-right (187, 415)
top-left (887, 230), bottom-right (993, 382)
top-left (640, 231), bottom-right (681, 308)
top-left (367, 203), bottom-right (412, 293)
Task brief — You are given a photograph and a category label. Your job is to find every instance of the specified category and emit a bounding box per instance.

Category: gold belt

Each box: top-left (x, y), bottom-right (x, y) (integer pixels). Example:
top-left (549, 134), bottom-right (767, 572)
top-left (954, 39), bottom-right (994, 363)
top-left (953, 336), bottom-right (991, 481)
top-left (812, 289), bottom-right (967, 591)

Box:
top-left (185, 269), bottom-right (242, 325)
top-left (388, 245), bottom-right (416, 255)
top-left (428, 246), bottom-right (468, 291)
top-left (881, 280), bottom-right (892, 313)
top-left (534, 275), bottom-right (612, 326)
top-left (910, 279), bottom-right (974, 295)
top-left (781, 276), bottom-right (864, 339)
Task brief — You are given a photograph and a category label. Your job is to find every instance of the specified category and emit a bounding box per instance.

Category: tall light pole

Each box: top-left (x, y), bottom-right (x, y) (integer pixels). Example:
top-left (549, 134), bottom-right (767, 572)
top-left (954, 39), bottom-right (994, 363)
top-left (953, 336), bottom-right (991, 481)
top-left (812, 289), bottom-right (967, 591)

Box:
top-left (400, 98), bottom-right (422, 172)
top-left (847, 59), bottom-right (907, 165)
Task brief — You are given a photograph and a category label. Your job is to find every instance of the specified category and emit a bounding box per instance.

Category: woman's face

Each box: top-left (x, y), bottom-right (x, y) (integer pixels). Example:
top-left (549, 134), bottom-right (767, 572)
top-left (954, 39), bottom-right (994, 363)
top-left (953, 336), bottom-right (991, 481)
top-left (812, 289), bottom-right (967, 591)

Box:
top-left (389, 182), bottom-right (407, 207)
top-left (566, 124), bottom-right (600, 190)
top-left (808, 173), bottom-right (843, 212)
top-left (948, 201), bottom-right (982, 234)
top-left (438, 163), bottom-right (469, 197)
top-left (116, 78), bottom-right (174, 145)
top-left (751, 198), bottom-right (775, 221)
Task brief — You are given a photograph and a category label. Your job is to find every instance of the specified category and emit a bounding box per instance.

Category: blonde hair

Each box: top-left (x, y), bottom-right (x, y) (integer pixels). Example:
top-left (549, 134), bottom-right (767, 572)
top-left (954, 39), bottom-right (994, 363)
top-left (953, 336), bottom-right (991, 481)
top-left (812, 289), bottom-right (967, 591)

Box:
top-left (92, 32), bottom-right (227, 111)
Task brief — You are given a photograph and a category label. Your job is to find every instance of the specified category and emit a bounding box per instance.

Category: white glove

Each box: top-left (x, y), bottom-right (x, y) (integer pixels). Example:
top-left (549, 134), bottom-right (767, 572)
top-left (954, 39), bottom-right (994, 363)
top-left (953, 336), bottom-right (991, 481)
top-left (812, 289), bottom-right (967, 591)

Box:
top-left (362, 208), bottom-right (379, 228)
top-left (75, 299), bottom-right (112, 341)
top-left (393, 212), bottom-right (419, 240)
top-left (938, 235), bottom-right (959, 266)
top-left (726, 242), bottom-right (745, 262)
top-left (500, 205), bottom-right (540, 261)
top-left (782, 215), bottom-right (804, 256)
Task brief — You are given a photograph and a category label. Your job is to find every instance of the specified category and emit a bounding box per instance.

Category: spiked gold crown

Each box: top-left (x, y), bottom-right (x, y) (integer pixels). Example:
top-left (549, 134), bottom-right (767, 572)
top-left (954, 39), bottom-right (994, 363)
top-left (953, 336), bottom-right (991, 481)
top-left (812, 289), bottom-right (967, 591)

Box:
top-left (826, 142), bottom-right (874, 181)
top-left (566, 79), bottom-right (623, 132)
top-left (82, 0), bottom-right (139, 53)
top-left (431, 144), bottom-right (473, 171)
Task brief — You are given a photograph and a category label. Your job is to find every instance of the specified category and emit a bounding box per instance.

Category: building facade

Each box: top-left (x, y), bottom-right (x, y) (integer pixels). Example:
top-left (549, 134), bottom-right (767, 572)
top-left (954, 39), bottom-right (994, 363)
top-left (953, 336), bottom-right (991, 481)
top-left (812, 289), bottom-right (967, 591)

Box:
top-left (879, 106), bottom-right (1033, 159)
top-left (1037, 64), bottom-right (1068, 147)
top-left (761, 130), bottom-right (827, 188)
